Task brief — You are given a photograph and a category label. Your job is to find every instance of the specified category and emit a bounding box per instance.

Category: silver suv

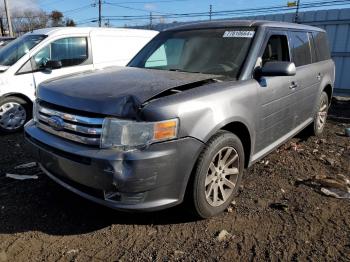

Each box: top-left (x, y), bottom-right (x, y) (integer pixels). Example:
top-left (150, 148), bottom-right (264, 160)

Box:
top-left (25, 20), bottom-right (335, 218)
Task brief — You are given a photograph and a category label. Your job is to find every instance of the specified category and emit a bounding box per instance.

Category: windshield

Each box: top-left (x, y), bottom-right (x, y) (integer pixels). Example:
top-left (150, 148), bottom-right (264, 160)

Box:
top-left (129, 27), bottom-right (255, 79)
top-left (0, 34), bottom-right (46, 66)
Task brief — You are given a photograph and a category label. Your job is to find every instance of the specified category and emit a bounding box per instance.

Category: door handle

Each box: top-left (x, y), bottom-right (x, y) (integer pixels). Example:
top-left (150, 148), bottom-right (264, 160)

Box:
top-left (289, 81), bottom-right (298, 90)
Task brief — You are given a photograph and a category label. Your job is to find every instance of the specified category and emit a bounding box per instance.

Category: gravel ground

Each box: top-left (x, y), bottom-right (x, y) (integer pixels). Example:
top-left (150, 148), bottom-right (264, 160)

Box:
top-left (0, 103), bottom-right (349, 261)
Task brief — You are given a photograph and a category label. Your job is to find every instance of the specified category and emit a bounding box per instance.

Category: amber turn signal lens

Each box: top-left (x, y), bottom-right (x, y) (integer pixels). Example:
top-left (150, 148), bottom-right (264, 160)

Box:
top-left (153, 120), bottom-right (178, 141)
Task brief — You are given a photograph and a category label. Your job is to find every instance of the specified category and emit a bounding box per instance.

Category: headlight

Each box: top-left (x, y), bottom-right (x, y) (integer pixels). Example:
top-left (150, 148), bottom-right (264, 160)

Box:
top-left (100, 118), bottom-right (179, 150)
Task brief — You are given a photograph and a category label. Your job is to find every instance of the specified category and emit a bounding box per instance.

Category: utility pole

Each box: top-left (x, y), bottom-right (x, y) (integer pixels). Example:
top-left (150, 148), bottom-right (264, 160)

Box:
top-left (98, 0), bottom-right (102, 27)
top-left (209, 4), bottom-right (212, 21)
top-left (3, 0), bottom-right (13, 36)
top-left (149, 12), bottom-right (153, 29)
top-left (294, 0), bottom-right (301, 23)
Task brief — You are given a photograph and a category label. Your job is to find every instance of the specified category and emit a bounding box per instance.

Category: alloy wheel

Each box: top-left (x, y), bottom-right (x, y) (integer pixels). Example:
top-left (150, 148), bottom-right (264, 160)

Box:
top-left (205, 146), bottom-right (240, 207)
top-left (316, 97), bottom-right (328, 131)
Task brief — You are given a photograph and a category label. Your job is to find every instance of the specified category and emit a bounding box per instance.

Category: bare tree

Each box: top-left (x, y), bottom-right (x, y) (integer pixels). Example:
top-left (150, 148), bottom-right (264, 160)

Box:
top-left (4, 8), bottom-right (76, 35)
top-left (12, 10), bottom-right (49, 35)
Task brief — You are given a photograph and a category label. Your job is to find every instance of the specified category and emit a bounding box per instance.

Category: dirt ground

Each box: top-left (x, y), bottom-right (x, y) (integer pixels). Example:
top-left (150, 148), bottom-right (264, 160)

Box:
top-left (0, 102), bottom-right (349, 261)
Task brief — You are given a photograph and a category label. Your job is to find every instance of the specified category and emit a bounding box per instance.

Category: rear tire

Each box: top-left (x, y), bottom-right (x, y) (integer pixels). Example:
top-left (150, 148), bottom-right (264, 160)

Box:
top-left (189, 130), bottom-right (244, 218)
top-left (310, 91), bottom-right (329, 136)
top-left (0, 96), bottom-right (31, 134)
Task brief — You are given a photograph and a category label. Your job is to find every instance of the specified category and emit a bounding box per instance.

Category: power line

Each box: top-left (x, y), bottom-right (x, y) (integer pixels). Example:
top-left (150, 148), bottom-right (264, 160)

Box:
top-left (105, 0), bottom-right (188, 4)
top-left (104, 1), bottom-right (171, 15)
top-left (12, 0), bottom-right (350, 27)
top-left (102, 0), bottom-right (350, 21)
top-left (61, 4), bottom-right (93, 15)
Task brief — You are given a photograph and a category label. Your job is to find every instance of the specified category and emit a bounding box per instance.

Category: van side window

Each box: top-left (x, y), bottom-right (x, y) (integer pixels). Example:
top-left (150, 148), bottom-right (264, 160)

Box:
top-left (312, 31), bottom-right (331, 61)
top-left (290, 31), bottom-right (312, 67)
top-left (262, 35), bottom-right (290, 65)
top-left (32, 37), bottom-right (88, 70)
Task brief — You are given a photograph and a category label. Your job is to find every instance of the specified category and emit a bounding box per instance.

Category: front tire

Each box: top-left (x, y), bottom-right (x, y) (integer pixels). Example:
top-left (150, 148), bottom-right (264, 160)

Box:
top-left (190, 131), bottom-right (244, 218)
top-left (0, 96), bottom-right (31, 133)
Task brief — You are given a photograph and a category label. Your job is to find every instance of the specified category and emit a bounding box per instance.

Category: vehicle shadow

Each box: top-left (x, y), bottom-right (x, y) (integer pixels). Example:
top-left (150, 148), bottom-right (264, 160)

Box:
top-left (295, 127), bottom-right (313, 142)
top-left (0, 173), bottom-right (199, 236)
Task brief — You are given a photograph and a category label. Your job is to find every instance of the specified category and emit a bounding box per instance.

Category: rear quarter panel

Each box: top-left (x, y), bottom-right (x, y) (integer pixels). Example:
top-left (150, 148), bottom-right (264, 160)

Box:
top-left (314, 59), bottom-right (335, 112)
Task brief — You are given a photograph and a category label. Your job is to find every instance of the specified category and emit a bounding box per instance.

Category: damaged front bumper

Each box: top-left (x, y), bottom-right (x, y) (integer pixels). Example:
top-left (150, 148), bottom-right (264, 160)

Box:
top-left (24, 120), bottom-right (204, 211)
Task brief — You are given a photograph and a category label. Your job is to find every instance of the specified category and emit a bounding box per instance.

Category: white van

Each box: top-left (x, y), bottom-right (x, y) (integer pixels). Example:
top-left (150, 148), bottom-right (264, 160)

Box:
top-left (0, 27), bottom-right (158, 133)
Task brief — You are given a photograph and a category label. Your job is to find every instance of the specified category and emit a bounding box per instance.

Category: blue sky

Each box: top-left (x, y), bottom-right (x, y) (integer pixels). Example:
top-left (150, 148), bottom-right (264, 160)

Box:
top-left (34, 0), bottom-right (350, 27)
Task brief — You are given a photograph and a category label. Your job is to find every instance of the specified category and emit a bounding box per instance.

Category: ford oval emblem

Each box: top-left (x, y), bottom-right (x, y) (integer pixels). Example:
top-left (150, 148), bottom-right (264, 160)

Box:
top-left (47, 116), bottom-right (65, 131)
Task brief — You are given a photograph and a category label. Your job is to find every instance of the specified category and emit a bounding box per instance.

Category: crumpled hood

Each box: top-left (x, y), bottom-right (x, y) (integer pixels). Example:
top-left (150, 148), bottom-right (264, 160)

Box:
top-left (37, 66), bottom-right (216, 118)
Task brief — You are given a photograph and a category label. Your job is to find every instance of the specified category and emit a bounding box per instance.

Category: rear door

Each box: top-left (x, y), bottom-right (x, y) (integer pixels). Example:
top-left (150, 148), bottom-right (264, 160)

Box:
top-left (255, 29), bottom-right (298, 152)
top-left (288, 30), bottom-right (320, 125)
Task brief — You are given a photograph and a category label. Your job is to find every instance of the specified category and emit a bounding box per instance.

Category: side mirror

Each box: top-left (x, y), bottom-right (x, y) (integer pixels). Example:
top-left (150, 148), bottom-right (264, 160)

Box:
top-left (44, 60), bottom-right (62, 70)
top-left (255, 61), bottom-right (296, 78)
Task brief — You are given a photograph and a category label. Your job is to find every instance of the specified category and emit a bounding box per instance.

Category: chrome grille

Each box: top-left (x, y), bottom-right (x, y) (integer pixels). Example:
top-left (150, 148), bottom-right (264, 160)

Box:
top-left (36, 102), bottom-right (104, 146)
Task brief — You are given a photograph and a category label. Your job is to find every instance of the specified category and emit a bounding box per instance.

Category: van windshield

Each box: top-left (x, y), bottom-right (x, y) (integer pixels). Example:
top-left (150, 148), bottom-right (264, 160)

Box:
top-left (0, 34), bottom-right (46, 67)
top-left (129, 27), bottom-right (255, 79)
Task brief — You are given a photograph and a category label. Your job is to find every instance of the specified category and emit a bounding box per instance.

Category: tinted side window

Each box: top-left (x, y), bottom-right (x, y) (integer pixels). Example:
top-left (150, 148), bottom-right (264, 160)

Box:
top-left (262, 35), bottom-right (290, 65)
top-left (32, 37), bottom-right (88, 70)
top-left (308, 32), bottom-right (317, 63)
top-left (312, 31), bottom-right (331, 61)
top-left (290, 31), bottom-right (312, 67)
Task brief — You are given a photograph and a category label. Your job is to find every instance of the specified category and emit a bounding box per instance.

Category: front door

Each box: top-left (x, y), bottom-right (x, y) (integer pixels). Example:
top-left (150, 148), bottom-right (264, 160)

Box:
top-left (31, 36), bottom-right (93, 89)
top-left (255, 30), bottom-right (298, 153)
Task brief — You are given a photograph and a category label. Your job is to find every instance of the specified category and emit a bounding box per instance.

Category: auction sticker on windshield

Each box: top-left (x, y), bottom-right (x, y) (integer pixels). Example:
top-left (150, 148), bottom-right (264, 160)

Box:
top-left (223, 31), bottom-right (255, 38)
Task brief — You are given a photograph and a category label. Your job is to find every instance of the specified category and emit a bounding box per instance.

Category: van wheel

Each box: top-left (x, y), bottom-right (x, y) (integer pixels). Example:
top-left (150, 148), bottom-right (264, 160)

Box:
top-left (0, 96), bottom-right (30, 133)
top-left (190, 131), bottom-right (244, 218)
top-left (311, 91), bottom-right (329, 136)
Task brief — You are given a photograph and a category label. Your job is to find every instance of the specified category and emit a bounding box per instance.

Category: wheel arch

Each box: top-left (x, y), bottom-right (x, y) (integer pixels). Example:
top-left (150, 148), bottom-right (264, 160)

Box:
top-left (183, 120), bottom-right (252, 202)
top-left (219, 121), bottom-right (252, 168)
top-left (322, 84), bottom-right (333, 105)
top-left (1, 92), bottom-right (33, 108)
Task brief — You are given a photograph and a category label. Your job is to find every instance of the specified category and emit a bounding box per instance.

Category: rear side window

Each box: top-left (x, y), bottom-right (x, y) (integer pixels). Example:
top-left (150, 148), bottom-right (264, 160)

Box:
top-left (290, 31), bottom-right (312, 67)
top-left (308, 32), bottom-right (317, 63)
top-left (262, 35), bottom-right (290, 65)
top-left (312, 31), bottom-right (331, 61)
